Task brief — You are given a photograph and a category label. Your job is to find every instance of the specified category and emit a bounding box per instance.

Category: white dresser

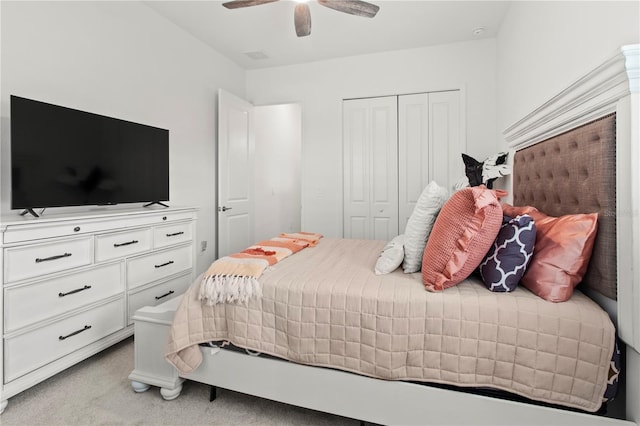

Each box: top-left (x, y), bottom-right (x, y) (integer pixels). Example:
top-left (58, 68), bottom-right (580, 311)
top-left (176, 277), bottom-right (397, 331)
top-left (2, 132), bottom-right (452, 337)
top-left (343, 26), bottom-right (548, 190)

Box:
top-left (0, 206), bottom-right (197, 413)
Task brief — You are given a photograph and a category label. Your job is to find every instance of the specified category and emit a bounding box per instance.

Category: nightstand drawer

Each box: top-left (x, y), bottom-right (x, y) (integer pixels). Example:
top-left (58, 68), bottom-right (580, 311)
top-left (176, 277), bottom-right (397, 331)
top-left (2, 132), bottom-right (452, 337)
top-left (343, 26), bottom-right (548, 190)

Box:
top-left (127, 245), bottom-right (193, 290)
top-left (95, 228), bottom-right (152, 262)
top-left (127, 273), bottom-right (192, 324)
top-left (4, 297), bottom-right (125, 382)
top-left (4, 237), bottom-right (92, 283)
top-left (153, 222), bottom-right (193, 249)
top-left (4, 262), bottom-right (123, 332)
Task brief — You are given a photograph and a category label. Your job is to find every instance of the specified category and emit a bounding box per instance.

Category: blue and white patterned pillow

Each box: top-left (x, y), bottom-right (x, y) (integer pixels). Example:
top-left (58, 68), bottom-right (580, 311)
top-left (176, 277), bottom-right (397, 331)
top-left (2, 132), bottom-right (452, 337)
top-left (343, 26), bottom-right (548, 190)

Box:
top-left (479, 214), bottom-right (536, 292)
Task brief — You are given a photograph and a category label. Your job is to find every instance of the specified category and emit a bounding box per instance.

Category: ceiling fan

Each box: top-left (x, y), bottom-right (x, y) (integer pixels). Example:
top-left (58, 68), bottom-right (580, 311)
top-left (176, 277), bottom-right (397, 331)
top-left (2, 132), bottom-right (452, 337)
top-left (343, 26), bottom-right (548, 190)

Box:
top-left (222, 0), bottom-right (380, 37)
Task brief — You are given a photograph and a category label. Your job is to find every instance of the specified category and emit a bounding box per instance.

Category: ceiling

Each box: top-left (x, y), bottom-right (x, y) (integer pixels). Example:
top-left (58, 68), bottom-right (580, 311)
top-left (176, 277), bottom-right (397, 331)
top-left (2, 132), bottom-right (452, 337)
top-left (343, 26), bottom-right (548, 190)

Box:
top-left (144, 1), bottom-right (511, 70)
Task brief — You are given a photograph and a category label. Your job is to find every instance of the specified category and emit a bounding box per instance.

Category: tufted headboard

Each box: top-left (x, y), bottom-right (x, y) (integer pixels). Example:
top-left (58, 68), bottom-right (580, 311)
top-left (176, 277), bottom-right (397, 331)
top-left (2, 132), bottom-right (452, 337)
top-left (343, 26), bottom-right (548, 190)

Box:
top-left (512, 114), bottom-right (617, 300)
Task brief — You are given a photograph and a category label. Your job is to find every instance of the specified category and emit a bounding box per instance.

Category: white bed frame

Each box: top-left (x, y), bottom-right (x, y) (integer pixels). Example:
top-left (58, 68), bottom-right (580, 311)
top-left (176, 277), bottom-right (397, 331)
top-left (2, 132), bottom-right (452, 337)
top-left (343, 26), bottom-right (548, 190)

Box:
top-left (129, 45), bottom-right (640, 425)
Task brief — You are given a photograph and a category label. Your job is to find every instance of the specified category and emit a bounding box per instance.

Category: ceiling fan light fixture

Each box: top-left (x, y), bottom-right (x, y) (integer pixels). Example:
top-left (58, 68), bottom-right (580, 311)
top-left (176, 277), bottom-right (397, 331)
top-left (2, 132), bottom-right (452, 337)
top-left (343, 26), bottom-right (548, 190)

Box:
top-left (222, 0), bottom-right (380, 37)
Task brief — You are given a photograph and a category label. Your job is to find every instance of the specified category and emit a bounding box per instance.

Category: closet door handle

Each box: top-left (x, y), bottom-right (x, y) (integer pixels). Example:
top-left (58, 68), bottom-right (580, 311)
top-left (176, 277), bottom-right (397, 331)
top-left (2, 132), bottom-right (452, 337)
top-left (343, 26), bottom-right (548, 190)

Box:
top-left (59, 285), bottom-right (92, 297)
top-left (155, 261), bottom-right (174, 268)
top-left (114, 240), bottom-right (139, 247)
top-left (166, 232), bottom-right (184, 237)
top-left (59, 325), bottom-right (91, 341)
top-left (35, 253), bottom-right (72, 263)
top-left (155, 290), bottom-right (175, 300)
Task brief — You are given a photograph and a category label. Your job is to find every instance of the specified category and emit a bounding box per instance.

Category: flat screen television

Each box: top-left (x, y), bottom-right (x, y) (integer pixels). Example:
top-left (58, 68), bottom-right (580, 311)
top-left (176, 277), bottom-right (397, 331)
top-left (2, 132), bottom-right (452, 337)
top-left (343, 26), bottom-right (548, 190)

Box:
top-left (10, 95), bottom-right (169, 215)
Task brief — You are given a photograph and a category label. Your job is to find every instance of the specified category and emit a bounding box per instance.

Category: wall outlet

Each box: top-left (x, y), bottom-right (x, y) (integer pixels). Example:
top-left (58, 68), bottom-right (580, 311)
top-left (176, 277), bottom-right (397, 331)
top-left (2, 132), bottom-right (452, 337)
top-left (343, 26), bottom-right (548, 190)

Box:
top-left (200, 240), bottom-right (207, 253)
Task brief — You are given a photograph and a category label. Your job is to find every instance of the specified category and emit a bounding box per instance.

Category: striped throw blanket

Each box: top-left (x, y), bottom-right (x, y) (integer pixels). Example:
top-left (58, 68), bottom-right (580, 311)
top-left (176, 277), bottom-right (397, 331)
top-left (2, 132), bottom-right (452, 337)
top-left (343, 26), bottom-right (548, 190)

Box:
top-left (199, 232), bottom-right (322, 305)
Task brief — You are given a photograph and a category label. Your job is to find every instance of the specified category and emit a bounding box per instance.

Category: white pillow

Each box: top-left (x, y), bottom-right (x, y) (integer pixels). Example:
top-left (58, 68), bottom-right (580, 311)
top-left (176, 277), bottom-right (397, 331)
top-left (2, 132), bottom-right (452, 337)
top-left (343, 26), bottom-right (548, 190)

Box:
top-left (402, 181), bottom-right (448, 273)
top-left (374, 234), bottom-right (405, 275)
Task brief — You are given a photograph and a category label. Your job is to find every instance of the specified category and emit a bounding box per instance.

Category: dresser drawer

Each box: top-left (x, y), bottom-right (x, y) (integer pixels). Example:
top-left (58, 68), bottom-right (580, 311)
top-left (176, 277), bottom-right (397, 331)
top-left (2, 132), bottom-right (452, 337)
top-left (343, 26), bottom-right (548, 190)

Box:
top-left (95, 228), bottom-right (152, 262)
top-left (2, 209), bottom-right (196, 244)
top-left (4, 297), bottom-right (125, 382)
top-left (127, 273), bottom-right (192, 324)
top-left (153, 222), bottom-right (193, 249)
top-left (127, 245), bottom-right (193, 290)
top-left (2, 217), bottom-right (123, 244)
top-left (4, 237), bottom-right (92, 283)
top-left (4, 263), bottom-right (123, 332)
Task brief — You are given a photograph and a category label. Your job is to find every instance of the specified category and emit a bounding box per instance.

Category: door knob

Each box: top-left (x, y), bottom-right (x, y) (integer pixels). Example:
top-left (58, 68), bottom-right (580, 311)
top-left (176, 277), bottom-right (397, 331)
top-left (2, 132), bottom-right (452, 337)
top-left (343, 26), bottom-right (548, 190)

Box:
top-left (218, 206), bottom-right (232, 212)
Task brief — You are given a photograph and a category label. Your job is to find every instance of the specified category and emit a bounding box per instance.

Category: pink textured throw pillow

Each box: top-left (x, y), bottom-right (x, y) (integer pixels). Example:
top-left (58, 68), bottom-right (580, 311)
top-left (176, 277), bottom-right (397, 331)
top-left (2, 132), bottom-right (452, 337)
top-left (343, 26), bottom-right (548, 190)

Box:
top-left (502, 204), bottom-right (598, 302)
top-left (422, 186), bottom-right (505, 291)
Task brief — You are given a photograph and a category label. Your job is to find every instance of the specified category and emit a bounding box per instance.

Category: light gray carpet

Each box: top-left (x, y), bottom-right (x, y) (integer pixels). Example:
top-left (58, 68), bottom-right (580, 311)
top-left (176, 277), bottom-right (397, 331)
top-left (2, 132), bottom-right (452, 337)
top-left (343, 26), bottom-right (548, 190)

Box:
top-left (1, 337), bottom-right (359, 425)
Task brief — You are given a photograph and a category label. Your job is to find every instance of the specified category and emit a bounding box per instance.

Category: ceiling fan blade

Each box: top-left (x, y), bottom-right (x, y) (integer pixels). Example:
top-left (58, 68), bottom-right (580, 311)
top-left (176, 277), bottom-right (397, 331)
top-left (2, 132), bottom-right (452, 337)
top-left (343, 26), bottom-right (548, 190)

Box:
top-left (222, 0), bottom-right (279, 9)
top-left (294, 3), bottom-right (311, 37)
top-left (317, 0), bottom-right (379, 18)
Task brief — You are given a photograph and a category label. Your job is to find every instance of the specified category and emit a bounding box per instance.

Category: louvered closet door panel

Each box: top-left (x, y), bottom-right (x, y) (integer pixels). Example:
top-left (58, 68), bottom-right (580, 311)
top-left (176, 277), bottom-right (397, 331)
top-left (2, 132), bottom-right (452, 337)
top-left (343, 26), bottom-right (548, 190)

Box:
top-left (398, 93), bottom-right (430, 233)
top-left (430, 91), bottom-right (461, 194)
top-left (343, 97), bottom-right (398, 240)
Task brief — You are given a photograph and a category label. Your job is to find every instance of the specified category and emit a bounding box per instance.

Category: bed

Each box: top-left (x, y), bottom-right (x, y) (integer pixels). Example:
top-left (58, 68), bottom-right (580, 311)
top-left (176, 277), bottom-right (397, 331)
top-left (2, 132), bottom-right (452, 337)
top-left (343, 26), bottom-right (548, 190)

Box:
top-left (128, 45), bottom-right (639, 425)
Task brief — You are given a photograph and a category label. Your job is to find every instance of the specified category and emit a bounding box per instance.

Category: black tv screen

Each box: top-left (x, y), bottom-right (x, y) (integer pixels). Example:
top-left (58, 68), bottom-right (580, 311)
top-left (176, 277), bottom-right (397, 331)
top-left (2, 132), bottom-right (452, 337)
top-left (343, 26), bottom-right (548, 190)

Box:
top-left (10, 96), bottom-right (169, 210)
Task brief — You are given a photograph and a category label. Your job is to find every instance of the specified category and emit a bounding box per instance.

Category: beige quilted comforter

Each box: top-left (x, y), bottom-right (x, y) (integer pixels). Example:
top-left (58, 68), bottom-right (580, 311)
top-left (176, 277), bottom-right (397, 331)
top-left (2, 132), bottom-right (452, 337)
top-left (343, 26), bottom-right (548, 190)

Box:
top-left (166, 238), bottom-right (615, 412)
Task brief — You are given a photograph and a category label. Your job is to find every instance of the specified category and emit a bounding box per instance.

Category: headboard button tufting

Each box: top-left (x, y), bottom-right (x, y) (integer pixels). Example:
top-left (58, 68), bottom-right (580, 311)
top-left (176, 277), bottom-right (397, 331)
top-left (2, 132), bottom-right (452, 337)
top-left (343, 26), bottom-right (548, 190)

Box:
top-left (513, 114), bottom-right (616, 299)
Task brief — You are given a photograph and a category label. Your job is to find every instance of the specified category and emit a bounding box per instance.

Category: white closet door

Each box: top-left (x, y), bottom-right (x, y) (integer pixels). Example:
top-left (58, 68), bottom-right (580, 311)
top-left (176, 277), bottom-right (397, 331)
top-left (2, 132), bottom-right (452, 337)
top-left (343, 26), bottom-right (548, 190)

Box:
top-left (217, 89), bottom-right (254, 257)
top-left (429, 91), bottom-right (461, 194)
top-left (344, 91), bottom-right (461, 240)
top-left (398, 93), bottom-right (430, 233)
top-left (398, 91), bottom-right (461, 233)
top-left (343, 96), bottom-right (398, 240)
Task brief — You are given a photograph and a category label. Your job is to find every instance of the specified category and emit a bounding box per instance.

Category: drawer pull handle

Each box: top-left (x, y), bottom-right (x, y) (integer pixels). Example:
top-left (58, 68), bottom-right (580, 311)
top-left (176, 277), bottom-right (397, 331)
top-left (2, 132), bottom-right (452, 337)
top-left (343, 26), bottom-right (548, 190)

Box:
top-left (59, 325), bottom-right (92, 341)
top-left (166, 232), bottom-right (185, 237)
top-left (155, 290), bottom-right (175, 300)
top-left (155, 260), bottom-right (174, 268)
top-left (59, 285), bottom-right (92, 297)
top-left (35, 253), bottom-right (72, 263)
top-left (114, 240), bottom-right (139, 248)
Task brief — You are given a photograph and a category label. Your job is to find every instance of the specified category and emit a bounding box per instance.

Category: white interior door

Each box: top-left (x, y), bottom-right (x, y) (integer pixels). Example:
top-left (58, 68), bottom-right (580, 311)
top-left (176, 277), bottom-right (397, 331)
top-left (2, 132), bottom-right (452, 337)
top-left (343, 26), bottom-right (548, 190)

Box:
top-left (343, 96), bottom-right (398, 240)
top-left (429, 91), bottom-right (461, 194)
top-left (217, 89), bottom-right (254, 257)
top-left (398, 93), bottom-right (430, 232)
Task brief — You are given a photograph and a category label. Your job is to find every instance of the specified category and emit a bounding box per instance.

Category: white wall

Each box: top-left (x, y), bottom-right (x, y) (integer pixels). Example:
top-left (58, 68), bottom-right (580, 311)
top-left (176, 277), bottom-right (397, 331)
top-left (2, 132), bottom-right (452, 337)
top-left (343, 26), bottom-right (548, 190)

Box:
top-left (253, 103), bottom-right (302, 241)
top-left (496, 1), bottom-right (640, 135)
top-left (0, 1), bottom-right (246, 273)
top-left (246, 39), bottom-right (497, 238)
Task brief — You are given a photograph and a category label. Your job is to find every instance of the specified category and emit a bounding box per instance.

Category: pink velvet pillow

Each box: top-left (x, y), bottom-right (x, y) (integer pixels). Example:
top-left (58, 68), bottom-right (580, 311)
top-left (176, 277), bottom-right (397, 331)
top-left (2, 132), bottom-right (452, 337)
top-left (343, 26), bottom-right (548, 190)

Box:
top-left (502, 204), bottom-right (598, 302)
top-left (422, 186), bottom-right (504, 291)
